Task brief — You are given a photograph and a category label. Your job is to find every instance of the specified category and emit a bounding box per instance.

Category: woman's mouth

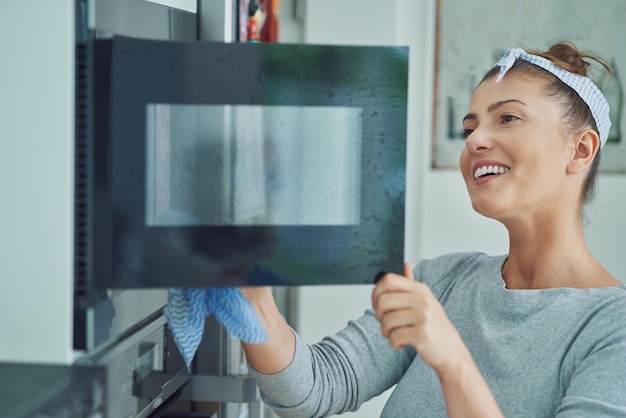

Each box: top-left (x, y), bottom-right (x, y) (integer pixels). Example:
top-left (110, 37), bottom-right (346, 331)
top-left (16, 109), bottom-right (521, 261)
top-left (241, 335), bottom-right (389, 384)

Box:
top-left (473, 165), bottom-right (510, 180)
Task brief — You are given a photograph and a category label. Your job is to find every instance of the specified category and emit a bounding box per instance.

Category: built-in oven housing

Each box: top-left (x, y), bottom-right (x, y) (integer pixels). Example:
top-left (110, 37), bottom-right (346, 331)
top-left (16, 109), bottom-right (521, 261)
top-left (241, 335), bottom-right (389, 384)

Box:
top-left (74, 0), bottom-right (198, 353)
top-left (73, 1), bottom-right (196, 416)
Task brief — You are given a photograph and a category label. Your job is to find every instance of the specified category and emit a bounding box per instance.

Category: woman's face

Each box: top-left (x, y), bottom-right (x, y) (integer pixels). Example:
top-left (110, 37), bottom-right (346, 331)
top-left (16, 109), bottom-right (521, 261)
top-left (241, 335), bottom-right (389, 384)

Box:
top-left (459, 72), bottom-right (572, 224)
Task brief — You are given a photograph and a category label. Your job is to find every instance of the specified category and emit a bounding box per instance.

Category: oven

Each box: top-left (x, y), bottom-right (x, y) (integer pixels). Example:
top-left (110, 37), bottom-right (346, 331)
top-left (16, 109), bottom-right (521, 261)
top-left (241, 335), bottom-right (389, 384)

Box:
top-left (72, 0), bottom-right (408, 416)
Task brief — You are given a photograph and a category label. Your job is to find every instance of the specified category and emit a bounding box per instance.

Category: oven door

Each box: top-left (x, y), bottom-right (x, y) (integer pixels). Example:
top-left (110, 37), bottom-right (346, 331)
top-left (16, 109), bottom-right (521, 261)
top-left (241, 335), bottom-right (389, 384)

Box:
top-left (93, 37), bottom-right (408, 288)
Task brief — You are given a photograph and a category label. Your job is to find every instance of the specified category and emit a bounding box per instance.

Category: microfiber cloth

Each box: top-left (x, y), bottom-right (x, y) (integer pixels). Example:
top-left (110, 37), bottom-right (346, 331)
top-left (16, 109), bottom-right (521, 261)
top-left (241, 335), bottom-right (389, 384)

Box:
top-left (164, 288), bottom-right (268, 371)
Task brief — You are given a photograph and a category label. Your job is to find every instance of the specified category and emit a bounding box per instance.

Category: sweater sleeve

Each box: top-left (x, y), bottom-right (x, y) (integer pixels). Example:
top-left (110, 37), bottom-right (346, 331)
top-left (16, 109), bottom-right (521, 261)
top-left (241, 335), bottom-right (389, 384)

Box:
top-left (249, 309), bottom-right (416, 418)
top-left (555, 294), bottom-right (626, 417)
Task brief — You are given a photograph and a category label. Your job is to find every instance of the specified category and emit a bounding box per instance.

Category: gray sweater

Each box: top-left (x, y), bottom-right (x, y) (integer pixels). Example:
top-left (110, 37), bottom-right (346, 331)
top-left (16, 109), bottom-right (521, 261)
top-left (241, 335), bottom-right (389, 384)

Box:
top-left (250, 252), bottom-right (626, 417)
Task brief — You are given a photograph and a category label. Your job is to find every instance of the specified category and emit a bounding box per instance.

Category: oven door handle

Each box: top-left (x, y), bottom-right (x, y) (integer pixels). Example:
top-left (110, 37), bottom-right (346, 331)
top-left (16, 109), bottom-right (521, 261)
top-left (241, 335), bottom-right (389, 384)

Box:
top-left (134, 372), bottom-right (191, 418)
top-left (146, 385), bottom-right (186, 418)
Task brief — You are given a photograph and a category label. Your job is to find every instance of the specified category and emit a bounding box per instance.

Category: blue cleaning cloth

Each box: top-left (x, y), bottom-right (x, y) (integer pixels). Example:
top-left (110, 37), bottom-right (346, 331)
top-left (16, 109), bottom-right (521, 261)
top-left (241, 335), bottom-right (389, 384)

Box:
top-left (164, 288), bottom-right (268, 371)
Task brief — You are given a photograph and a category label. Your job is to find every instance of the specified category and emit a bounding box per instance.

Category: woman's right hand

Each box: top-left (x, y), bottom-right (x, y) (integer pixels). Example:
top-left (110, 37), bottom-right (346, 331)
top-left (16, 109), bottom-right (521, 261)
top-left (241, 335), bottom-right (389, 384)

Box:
top-left (239, 286), bottom-right (296, 374)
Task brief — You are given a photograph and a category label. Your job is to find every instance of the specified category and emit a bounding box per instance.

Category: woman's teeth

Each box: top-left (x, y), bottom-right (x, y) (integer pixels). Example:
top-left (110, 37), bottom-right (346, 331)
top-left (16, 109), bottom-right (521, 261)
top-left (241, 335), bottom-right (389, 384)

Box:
top-left (474, 165), bottom-right (509, 180)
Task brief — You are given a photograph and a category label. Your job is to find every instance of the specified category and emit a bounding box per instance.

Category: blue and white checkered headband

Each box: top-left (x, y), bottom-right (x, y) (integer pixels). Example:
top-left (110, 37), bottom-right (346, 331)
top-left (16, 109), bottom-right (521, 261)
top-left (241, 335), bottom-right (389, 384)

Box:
top-left (494, 48), bottom-right (611, 148)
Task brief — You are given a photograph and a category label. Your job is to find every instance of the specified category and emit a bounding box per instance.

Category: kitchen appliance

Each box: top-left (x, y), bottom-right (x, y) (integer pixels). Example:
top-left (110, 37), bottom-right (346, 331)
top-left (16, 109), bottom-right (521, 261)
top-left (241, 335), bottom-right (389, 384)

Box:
top-left (91, 37), bottom-right (408, 289)
top-left (70, 0), bottom-right (407, 416)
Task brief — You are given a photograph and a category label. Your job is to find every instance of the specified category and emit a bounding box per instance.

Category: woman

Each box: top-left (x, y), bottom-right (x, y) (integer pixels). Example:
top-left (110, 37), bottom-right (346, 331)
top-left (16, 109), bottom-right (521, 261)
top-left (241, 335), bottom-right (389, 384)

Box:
top-left (240, 42), bottom-right (626, 417)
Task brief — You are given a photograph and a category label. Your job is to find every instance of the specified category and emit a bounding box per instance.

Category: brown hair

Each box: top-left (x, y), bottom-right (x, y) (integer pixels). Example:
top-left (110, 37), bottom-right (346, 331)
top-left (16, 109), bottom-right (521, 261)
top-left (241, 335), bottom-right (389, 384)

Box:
top-left (481, 42), bottom-right (610, 208)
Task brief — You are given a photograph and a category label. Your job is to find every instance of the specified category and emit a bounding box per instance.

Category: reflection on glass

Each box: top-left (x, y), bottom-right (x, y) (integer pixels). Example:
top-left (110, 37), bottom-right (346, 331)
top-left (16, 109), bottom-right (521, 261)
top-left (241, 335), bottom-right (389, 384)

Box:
top-left (146, 104), bottom-right (362, 226)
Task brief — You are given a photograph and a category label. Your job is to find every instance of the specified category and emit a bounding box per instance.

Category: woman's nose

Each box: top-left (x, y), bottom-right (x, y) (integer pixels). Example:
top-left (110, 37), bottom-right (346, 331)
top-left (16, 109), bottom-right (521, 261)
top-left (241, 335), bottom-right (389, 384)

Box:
top-left (464, 127), bottom-right (494, 153)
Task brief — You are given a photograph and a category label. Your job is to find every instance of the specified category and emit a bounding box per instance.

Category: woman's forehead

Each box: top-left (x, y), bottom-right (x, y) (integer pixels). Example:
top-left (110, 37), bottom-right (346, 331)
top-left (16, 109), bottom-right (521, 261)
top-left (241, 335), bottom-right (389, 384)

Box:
top-left (468, 73), bottom-right (562, 120)
top-left (472, 73), bottom-right (546, 103)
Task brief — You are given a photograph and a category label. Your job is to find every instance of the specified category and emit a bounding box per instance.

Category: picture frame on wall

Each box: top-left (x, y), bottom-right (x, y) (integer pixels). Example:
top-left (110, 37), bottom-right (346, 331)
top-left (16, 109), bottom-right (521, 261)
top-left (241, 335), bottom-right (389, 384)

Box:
top-left (432, 0), bottom-right (626, 173)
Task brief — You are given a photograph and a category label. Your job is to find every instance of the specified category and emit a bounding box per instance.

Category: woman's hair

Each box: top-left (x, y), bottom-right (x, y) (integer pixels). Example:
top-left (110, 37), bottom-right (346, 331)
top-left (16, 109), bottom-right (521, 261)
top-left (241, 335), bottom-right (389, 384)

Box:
top-left (481, 42), bottom-right (610, 209)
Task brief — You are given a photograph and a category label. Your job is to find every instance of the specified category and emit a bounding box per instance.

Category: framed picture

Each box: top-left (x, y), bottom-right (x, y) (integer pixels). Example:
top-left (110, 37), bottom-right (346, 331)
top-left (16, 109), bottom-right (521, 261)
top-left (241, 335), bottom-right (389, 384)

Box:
top-left (433, 0), bottom-right (626, 172)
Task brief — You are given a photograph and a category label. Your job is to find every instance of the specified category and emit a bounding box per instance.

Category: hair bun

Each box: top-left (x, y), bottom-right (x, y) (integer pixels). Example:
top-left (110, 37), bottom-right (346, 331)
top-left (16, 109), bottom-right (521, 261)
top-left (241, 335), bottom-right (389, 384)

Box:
top-left (544, 42), bottom-right (591, 76)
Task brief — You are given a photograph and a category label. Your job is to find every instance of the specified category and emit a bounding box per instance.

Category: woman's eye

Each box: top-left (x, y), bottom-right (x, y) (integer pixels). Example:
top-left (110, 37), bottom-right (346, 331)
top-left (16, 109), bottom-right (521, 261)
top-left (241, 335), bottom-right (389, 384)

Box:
top-left (501, 114), bottom-right (519, 123)
top-left (463, 128), bottom-right (474, 138)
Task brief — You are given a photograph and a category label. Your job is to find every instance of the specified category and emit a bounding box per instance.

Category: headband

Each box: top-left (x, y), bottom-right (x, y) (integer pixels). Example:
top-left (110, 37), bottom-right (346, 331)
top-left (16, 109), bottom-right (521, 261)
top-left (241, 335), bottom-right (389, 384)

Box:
top-left (494, 48), bottom-right (611, 148)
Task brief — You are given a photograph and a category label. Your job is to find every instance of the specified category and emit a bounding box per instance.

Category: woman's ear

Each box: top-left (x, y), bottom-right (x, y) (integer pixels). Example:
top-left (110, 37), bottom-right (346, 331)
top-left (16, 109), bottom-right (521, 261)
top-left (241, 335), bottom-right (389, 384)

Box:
top-left (567, 129), bottom-right (600, 174)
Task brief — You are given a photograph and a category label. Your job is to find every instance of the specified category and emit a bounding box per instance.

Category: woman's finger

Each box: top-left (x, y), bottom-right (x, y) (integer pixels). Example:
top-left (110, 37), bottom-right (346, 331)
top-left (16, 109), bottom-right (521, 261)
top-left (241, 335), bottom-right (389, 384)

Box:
top-left (374, 291), bottom-right (416, 320)
top-left (372, 273), bottom-right (417, 303)
top-left (404, 262), bottom-right (415, 280)
top-left (377, 307), bottom-right (419, 339)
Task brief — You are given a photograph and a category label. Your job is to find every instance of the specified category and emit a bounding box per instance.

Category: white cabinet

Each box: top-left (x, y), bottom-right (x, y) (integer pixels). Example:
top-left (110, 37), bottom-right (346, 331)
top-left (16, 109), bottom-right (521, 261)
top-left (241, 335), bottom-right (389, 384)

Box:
top-left (0, 0), bottom-right (75, 364)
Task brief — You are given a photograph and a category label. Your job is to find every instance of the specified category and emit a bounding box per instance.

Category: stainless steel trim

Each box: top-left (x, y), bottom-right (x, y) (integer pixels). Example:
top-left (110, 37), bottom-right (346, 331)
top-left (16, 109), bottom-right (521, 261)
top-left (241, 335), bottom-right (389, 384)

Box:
top-left (87, 289), bottom-right (168, 351)
top-left (90, 0), bottom-right (196, 40)
top-left (145, 0), bottom-right (197, 13)
top-left (199, 0), bottom-right (236, 41)
top-left (181, 375), bottom-right (259, 403)
top-left (78, 316), bottom-right (190, 418)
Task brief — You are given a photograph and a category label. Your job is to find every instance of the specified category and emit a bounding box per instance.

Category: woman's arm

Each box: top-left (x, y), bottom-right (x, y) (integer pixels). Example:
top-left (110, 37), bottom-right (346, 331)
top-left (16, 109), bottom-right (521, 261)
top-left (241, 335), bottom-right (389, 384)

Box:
top-left (240, 286), bottom-right (296, 374)
top-left (372, 263), bottom-right (503, 418)
top-left (241, 286), bottom-right (414, 417)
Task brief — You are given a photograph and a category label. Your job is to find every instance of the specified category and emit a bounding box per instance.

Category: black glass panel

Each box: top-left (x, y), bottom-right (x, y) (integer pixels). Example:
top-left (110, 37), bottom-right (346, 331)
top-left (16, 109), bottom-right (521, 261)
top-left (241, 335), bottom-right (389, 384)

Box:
top-left (94, 38), bottom-right (408, 287)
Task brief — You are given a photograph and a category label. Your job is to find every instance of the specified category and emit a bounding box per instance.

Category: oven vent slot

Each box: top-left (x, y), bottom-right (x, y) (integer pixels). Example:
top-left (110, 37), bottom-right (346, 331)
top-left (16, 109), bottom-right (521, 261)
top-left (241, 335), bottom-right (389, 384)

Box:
top-left (74, 39), bottom-right (90, 308)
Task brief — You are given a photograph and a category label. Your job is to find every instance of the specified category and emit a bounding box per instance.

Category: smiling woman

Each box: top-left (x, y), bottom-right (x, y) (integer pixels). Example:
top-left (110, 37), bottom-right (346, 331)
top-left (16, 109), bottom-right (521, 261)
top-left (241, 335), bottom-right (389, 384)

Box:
top-left (433, 0), bottom-right (626, 173)
top-left (237, 41), bottom-right (626, 418)
top-left (461, 43), bottom-right (611, 222)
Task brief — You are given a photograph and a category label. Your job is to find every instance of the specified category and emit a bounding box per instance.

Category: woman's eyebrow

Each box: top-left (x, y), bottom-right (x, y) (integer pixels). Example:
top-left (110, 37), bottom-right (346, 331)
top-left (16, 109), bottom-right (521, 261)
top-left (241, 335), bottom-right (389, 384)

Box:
top-left (463, 113), bottom-right (477, 122)
top-left (463, 99), bottom-right (527, 123)
top-left (487, 99), bottom-right (527, 113)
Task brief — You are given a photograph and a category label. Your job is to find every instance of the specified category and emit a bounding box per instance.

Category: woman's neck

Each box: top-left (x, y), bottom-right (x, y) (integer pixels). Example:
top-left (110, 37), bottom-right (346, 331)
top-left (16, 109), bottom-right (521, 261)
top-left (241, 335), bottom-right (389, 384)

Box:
top-left (501, 217), bottom-right (619, 289)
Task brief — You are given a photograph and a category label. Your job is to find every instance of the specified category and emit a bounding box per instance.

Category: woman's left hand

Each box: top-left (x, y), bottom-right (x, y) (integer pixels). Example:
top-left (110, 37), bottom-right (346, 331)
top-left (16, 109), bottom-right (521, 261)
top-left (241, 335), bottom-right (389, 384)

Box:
top-left (371, 263), bottom-right (469, 374)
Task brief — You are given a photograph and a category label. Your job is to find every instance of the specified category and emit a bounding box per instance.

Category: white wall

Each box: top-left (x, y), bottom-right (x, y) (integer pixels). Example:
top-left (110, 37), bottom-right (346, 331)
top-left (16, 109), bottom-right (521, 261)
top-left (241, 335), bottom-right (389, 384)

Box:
top-left (585, 175), bottom-right (626, 279)
top-left (0, 1), bottom-right (75, 363)
top-left (296, 1), bottom-right (626, 417)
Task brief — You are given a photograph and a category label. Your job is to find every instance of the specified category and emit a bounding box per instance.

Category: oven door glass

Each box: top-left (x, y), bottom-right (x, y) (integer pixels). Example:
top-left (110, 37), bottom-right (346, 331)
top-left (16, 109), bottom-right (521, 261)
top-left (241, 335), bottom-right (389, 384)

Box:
top-left (94, 38), bottom-right (408, 287)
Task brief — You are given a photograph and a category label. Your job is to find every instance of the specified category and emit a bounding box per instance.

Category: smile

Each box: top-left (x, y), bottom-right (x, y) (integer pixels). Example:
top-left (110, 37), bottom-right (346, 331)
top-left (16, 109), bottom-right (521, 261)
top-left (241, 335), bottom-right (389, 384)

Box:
top-left (473, 165), bottom-right (510, 180)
